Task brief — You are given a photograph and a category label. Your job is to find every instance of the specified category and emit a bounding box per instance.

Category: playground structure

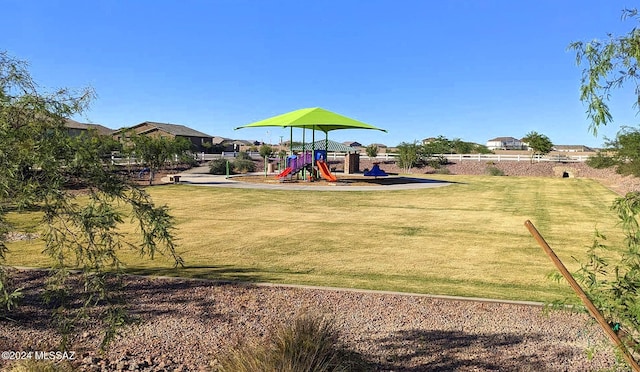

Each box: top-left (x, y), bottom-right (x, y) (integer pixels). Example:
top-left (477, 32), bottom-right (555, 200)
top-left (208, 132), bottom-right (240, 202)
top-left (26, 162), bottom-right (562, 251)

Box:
top-left (276, 150), bottom-right (337, 182)
top-left (364, 163), bottom-right (388, 178)
top-left (236, 107), bottom-right (387, 184)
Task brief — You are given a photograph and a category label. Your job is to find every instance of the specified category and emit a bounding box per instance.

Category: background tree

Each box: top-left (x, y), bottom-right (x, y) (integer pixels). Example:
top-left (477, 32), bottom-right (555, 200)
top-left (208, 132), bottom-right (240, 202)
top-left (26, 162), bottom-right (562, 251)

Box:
top-left (365, 144), bottom-right (378, 158)
top-left (0, 51), bottom-right (182, 347)
top-left (396, 141), bottom-right (421, 173)
top-left (130, 134), bottom-right (192, 184)
top-left (259, 143), bottom-right (273, 159)
top-left (522, 131), bottom-right (553, 162)
top-left (422, 135), bottom-right (452, 155)
top-left (259, 144), bottom-right (273, 174)
top-left (450, 138), bottom-right (472, 154)
top-left (571, 9), bottom-right (640, 365)
top-left (587, 126), bottom-right (640, 177)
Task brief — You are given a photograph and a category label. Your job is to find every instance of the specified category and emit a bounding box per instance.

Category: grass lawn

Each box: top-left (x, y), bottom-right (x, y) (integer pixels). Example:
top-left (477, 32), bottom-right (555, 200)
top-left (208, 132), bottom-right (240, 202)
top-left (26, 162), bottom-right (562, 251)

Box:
top-left (5, 174), bottom-right (623, 303)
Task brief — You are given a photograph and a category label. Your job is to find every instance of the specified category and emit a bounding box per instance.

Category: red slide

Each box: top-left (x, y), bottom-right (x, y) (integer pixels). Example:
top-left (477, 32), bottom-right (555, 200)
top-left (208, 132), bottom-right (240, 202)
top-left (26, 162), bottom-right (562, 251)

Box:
top-left (317, 161), bottom-right (337, 182)
top-left (276, 167), bottom-right (293, 179)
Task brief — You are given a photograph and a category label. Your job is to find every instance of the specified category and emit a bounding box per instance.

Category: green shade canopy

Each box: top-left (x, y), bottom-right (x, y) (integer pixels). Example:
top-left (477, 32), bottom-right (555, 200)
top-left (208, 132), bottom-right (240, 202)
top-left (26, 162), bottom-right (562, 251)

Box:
top-left (235, 107), bottom-right (387, 133)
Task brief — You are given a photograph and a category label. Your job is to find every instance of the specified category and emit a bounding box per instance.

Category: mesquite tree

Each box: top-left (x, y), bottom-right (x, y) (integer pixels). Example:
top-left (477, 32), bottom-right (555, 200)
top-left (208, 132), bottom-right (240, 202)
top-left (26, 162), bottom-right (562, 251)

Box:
top-left (0, 51), bottom-right (183, 348)
top-left (571, 8), bottom-right (640, 361)
top-left (522, 131), bottom-right (553, 163)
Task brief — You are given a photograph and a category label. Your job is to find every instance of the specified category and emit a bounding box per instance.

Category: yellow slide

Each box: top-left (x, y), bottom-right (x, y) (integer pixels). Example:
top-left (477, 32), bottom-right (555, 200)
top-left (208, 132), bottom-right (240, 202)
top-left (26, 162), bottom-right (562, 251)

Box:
top-left (317, 160), bottom-right (337, 182)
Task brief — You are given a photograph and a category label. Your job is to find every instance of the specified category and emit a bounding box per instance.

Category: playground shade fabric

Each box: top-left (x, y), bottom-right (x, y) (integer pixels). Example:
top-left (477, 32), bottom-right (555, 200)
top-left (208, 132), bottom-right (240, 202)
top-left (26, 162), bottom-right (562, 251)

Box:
top-left (235, 107), bottom-right (387, 133)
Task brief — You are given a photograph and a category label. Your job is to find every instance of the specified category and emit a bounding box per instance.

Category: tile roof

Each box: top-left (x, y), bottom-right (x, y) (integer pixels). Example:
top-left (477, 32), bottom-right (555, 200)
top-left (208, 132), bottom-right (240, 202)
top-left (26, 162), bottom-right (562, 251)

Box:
top-left (290, 139), bottom-right (359, 152)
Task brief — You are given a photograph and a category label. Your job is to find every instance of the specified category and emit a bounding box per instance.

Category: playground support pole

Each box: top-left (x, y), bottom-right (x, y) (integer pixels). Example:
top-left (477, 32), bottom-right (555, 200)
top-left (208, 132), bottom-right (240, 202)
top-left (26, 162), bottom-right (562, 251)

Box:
top-left (524, 220), bottom-right (640, 372)
top-left (302, 127), bottom-right (306, 180)
top-left (311, 127), bottom-right (315, 181)
top-left (289, 127), bottom-right (293, 156)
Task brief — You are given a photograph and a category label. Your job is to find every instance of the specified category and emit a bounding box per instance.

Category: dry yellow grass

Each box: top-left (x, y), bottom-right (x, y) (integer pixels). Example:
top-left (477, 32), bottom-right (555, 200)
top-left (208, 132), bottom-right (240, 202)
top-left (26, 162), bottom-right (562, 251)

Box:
top-left (4, 174), bottom-right (622, 302)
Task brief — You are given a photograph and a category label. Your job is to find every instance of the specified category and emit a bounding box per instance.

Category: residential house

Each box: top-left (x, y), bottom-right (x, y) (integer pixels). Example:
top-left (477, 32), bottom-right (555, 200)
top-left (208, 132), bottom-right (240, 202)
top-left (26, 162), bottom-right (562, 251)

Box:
top-left (368, 143), bottom-right (388, 153)
top-left (343, 141), bottom-right (362, 148)
top-left (553, 145), bottom-right (595, 152)
top-left (421, 137), bottom-right (438, 145)
top-left (64, 119), bottom-right (113, 137)
top-left (113, 121), bottom-right (213, 152)
top-left (486, 137), bottom-right (524, 150)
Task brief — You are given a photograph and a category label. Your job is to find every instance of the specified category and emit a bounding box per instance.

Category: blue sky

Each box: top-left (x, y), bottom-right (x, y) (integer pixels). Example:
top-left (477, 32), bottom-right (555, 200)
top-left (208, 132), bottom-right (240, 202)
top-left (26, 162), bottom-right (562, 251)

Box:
top-left (3, 1), bottom-right (638, 147)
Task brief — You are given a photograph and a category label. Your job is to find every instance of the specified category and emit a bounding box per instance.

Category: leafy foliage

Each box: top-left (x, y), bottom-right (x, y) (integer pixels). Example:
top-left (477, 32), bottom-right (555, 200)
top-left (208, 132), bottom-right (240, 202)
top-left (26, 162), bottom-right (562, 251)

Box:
top-left (130, 134), bottom-right (192, 184)
top-left (0, 51), bottom-right (182, 347)
top-left (592, 127), bottom-right (640, 177)
top-left (522, 131), bottom-right (553, 162)
top-left (422, 136), bottom-right (452, 155)
top-left (573, 195), bottom-right (640, 358)
top-left (365, 144), bottom-right (378, 158)
top-left (586, 151), bottom-right (618, 169)
top-left (422, 135), bottom-right (491, 155)
top-left (236, 151), bottom-right (252, 161)
top-left (232, 159), bottom-right (256, 173)
top-left (259, 144), bottom-right (273, 159)
top-left (209, 158), bottom-right (229, 175)
top-left (569, 9), bottom-right (640, 135)
top-left (395, 142), bottom-right (421, 173)
top-left (570, 9), bottom-right (640, 367)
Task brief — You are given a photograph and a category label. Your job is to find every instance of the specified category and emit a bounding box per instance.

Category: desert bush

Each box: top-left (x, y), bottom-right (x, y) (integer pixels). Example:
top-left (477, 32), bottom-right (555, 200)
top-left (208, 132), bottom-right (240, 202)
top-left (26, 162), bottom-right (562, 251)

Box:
top-left (486, 166), bottom-right (505, 176)
top-left (232, 159), bottom-right (256, 173)
top-left (209, 159), bottom-right (229, 175)
top-left (236, 151), bottom-right (253, 161)
top-left (396, 142), bottom-right (421, 173)
top-left (177, 153), bottom-right (198, 167)
top-left (434, 167), bottom-right (451, 175)
top-left (586, 152), bottom-right (617, 169)
top-left (426, 155), bottom-right (447, 169)
top-left (365, 144), bottom-right (378, 158)
top-left (7, 359), bottom-right (74, 372)
top-left (217, 314), bottom-right (368, 372)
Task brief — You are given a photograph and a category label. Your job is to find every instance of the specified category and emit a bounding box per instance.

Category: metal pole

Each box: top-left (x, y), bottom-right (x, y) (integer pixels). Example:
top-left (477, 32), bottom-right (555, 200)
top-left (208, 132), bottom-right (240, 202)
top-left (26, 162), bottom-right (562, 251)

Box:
top-left (302, 127), bottom-right (306, 180)
top-left (524, 220), bottom-right (640, 372)
top-left (312, 127), bottom-right (316, 181)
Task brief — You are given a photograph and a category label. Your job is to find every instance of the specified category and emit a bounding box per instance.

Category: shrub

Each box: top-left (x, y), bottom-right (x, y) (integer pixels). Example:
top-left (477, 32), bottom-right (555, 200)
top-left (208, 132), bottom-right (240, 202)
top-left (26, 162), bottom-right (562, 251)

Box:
top-left (426, 155), bottom-right (447, 169)
top-left (586, 152), bottom-right (617, 169)
top-left (7, 359), bottom-right (74, 372)
top-left (434, 167), bottom-right (451, 175)
top-left (365, 144), bottom-right (378, 158)
top-left (259, 144), bottom-right (274, 159)
top-left (396, 142), bottom-right (421, 173)
top-left (486, 166), bottom-right (505, 176)
top-left (209, 159), bottom-right (230, 175)
top-left (178, 153), bottom-right (198, 167)
top-left (232, 159), bottom-right (256, 173)
top-left (236, 151), bottom-right (253, 161)
top-left (217, 314), bottom-right (368, 372)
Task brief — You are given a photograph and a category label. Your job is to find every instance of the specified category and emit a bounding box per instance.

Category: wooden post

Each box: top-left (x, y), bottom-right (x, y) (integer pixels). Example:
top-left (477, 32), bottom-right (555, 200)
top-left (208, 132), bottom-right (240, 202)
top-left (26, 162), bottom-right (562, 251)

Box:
top-left (524, 220), bottom-right (640, 372)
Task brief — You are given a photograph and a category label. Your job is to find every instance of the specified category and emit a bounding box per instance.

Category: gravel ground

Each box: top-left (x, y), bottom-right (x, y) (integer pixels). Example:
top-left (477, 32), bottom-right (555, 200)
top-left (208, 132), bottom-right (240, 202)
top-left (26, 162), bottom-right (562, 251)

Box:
top-left (0, 270), bottom-right (620, 371)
